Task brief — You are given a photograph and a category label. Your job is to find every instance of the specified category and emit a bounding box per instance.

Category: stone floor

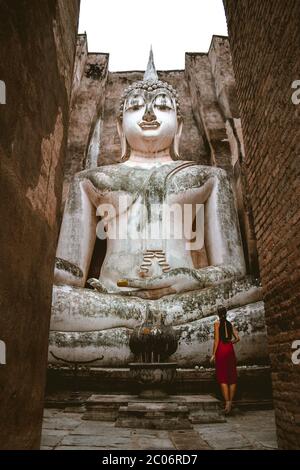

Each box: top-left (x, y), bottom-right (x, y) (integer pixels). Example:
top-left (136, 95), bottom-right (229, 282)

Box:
top-left (41, 407), bottom-right (278, 450)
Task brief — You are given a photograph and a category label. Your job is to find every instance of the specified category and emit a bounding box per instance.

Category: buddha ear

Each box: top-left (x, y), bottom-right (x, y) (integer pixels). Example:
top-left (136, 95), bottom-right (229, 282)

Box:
top-left (173, 117), bottom-right (183, 159)
top-left (117, 117), bottom-right (129, 161)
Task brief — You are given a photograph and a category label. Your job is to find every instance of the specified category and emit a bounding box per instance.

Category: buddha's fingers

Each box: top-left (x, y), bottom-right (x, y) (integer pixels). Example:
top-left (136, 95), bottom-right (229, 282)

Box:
top-left (121, 287), bottom-right (176, 300)
top-left (87, 278), bottom-right (108, 293)
top-left (117, 276), bottom-right (173, 289)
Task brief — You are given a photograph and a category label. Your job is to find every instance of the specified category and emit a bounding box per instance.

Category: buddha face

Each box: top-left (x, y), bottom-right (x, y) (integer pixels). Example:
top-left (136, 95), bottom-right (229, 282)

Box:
top-left (122, 88), bottom-right (180, 154)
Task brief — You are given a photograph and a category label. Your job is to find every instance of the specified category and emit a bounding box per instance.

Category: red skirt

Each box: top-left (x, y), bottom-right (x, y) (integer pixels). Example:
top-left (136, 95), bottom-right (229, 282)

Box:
top-left (215, 340), bottom-right (237, 385)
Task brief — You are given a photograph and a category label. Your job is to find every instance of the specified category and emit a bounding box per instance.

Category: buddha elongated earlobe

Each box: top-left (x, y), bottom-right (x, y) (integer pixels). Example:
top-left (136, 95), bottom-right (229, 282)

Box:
top-left (173, 118), bottom-right (183, 159)
top-left (117, 118), bottom-right (129, 161)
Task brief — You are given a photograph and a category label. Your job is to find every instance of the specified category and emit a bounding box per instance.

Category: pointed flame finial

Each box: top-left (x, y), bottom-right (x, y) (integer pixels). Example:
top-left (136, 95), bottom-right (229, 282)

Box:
top-left (143, 46), bottom-right (158, 82)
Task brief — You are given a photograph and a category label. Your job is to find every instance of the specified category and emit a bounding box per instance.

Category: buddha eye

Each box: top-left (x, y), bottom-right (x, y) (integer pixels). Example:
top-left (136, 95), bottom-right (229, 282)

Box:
top-left (125, 94), bottom-right (145, 111)
top-left (153, 93), bottom-right (173, 110)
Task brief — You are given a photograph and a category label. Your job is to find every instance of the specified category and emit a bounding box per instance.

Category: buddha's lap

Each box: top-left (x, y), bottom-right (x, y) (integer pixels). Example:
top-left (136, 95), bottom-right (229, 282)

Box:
top-left (51, 277), bottom-right (261, 328)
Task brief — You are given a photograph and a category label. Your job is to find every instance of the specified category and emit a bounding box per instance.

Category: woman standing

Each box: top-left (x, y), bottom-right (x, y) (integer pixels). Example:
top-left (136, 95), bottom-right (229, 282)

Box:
top-left (210, 306), bottom-right (240, 414)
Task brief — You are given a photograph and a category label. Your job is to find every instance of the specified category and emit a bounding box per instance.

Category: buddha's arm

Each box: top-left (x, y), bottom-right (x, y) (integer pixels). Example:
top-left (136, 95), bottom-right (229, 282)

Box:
top-left (54, 175), bottom-right (97, 287)
top-left (193, 171), bottom-right (246, 284)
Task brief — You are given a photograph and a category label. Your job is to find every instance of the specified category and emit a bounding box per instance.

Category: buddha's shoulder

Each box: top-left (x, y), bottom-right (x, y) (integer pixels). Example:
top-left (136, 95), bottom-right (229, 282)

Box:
top-left (72, 162), bottom-right (228, 183)
top-left (171, 162), bottom-right (228, 184)
top-left (182, 162), bottom-right (227, 177)
top-left (73, 163), bottom-right (129, 181)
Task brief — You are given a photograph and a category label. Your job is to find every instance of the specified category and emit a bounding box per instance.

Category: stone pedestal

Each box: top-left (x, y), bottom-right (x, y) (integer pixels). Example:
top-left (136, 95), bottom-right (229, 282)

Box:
top-left (129, 362), bottom-right (177, 398)
top-left (83, 394), bottom-right (225, 429)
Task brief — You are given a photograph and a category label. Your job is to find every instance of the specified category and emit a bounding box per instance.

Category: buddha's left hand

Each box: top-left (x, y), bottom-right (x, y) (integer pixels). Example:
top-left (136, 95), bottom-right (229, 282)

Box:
top-left (116, 267), bottom-right (207, 300)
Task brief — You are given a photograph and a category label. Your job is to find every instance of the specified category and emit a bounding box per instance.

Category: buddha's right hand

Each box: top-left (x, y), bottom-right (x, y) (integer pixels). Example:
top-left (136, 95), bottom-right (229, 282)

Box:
top-left (116, 267), bottom-right (205, 299)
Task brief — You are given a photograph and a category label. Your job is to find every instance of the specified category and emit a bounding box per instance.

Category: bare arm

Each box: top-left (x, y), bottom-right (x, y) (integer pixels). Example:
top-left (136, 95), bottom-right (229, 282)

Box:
top-left (231, 326), bottom-right (240, 344)
top-left (194, 171), bottom-right (246, 284)
top-left (54, 175), bottom-right (97, 287)
top-left (210, 321), bottom-right (220, 362)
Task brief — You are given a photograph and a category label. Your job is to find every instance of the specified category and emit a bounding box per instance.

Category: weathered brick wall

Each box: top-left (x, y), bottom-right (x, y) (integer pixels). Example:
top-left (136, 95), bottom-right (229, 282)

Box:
top-left (0, 0), bottom-right (79, 449)
top-left (224, 0), bottom-right (300, 449)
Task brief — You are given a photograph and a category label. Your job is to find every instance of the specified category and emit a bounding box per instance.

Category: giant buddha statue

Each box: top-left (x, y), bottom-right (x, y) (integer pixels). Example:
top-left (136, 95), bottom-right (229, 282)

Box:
top-left (49, 51), bottom-right (267, 367)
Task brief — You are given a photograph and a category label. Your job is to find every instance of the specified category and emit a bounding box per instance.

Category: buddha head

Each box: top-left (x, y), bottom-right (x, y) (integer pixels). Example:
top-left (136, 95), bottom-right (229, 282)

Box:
top-left (117, 48), bottom-right (183, 160)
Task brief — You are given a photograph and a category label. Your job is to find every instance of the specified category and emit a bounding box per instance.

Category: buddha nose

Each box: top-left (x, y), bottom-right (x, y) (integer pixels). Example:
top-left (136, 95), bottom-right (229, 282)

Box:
top-left (142, 102), bottom-right (157, 122)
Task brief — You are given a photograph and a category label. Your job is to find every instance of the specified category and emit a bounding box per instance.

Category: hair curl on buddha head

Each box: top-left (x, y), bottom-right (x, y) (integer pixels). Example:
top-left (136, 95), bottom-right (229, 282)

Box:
top-left (118, 47), bottom-right (182, 120)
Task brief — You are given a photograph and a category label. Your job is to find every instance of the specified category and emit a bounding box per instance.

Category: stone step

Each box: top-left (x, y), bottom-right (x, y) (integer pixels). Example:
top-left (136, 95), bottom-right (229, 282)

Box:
top-left (85, 394), bottom-right (220, 411)
top-left (115, 402), bottom-right (192, 430)
top-left (85, 393), bottom-right (221, 408)
top-left (83, 394), bottom-right (138, 421)
top-left (119, 403), bottom-right (189, 414)
top-left (83, 393), bottom-right (225, 424)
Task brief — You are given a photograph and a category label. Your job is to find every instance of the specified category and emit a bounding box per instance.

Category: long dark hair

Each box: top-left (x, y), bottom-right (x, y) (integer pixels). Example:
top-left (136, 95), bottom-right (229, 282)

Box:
top-left (217, 306), bottom-right (233, 343)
